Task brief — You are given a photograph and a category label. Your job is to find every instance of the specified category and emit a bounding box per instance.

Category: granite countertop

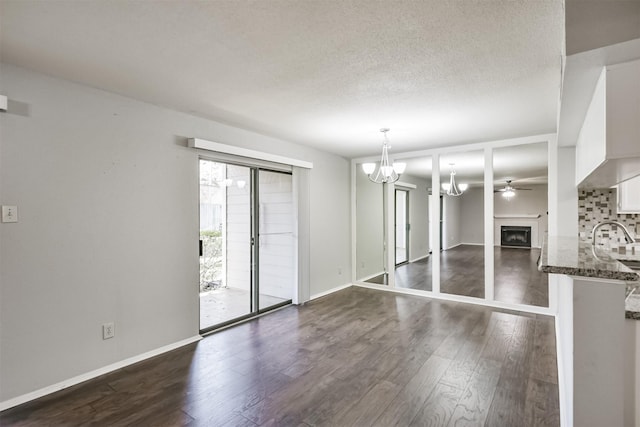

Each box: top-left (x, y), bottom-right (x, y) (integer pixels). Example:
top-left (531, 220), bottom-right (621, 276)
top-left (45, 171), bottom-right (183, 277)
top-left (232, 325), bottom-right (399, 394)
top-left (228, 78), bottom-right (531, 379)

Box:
top-left (627, 294), bottom-right (640, 320)
top-left (538, 236), bottom-right (640, 320)
top-left (538, 236), bottom-right (640, 281)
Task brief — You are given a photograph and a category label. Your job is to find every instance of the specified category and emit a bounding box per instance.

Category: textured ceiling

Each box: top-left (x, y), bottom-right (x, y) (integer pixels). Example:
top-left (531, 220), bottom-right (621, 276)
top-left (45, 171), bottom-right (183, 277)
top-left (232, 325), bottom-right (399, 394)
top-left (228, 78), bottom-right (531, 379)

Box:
top-left (0, 0), bottom-right (564, 158)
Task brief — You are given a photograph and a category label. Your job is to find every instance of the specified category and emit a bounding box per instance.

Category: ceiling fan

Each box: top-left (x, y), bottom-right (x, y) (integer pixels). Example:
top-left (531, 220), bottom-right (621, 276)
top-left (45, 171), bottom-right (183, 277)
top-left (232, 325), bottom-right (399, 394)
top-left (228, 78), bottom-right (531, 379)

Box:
top-left (494, 180), bottom-right (531, 198)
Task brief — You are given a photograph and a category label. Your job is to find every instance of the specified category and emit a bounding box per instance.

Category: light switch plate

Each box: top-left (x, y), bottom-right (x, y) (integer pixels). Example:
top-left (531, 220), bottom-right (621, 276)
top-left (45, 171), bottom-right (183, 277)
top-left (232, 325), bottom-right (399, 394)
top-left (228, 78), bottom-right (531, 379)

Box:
top-left (2, 206), bottom-right (18, 223)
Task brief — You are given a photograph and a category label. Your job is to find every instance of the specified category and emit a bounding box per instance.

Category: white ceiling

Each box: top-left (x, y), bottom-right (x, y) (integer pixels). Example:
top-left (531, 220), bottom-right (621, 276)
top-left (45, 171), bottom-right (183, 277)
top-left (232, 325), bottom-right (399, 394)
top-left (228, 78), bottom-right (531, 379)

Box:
top-left (0, 0), bottom-right (564, 158)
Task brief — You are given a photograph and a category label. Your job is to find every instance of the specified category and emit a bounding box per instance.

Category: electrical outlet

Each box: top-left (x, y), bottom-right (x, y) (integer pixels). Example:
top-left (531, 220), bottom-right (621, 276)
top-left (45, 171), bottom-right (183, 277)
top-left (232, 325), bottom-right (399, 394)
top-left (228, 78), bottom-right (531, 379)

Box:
top-left (102, 322), bottom-right (115, 340)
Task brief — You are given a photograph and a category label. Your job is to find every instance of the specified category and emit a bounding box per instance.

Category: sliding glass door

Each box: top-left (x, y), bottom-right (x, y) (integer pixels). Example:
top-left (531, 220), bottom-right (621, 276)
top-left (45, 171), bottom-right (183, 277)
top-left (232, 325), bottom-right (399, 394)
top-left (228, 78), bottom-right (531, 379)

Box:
top-left (199, 160), bottom-right (293, 332)
top-left (257, 170), bottom-right (294, 310)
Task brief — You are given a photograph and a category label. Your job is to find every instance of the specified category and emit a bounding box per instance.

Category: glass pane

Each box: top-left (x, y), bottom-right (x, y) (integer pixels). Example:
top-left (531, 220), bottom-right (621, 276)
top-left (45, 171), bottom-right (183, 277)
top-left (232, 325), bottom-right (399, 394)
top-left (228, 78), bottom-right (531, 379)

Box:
top-left (356, 162), bottom-right (385, 284)
top-left (392, 156), bottom-right (433, 291)
top-left (493, 142), bottom-right (549, 307)
top-left (440, 150), bottom-right (485, 298)
top-left (258, 170), bottom-right (294, 310)
top-left (199, 160), bottom-right (252, 329)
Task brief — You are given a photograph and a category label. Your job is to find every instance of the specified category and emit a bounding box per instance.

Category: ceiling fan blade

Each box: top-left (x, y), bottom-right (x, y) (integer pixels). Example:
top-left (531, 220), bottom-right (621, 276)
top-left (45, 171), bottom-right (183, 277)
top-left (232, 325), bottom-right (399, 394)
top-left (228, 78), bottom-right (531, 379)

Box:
top-left (512, 187), bottom-right (532, 190)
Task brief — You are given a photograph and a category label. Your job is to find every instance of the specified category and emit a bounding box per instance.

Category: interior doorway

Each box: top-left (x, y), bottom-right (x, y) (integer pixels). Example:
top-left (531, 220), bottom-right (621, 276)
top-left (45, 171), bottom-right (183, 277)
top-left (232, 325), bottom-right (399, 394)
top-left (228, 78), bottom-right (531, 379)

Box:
top-left (395, 189), bottom-right (409, 265)
top-left (198, 159), bottom-right (293, 333)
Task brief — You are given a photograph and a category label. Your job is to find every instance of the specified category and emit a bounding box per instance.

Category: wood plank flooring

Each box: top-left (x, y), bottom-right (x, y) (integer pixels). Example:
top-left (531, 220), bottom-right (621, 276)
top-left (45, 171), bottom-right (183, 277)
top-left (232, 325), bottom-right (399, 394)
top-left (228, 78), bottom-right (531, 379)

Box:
top-left (391, 245), bottom-right (548, 307)
top-left (0, 287), bottom-right (559, 427)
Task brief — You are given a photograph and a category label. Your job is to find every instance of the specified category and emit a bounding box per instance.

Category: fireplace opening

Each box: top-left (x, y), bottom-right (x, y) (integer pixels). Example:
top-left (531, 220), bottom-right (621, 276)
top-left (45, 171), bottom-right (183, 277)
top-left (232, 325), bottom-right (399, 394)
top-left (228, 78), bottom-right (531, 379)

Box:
top-left (501, 226), bottom-right (532, 248)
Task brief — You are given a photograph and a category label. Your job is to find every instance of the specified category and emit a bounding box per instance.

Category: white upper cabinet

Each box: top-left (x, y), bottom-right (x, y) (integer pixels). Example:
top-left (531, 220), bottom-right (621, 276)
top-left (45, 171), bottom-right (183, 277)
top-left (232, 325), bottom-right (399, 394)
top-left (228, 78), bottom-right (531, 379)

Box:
top-left (576, 60), bottom-right (640, 188)
top-left (618, 175), bottom-right (640, 213)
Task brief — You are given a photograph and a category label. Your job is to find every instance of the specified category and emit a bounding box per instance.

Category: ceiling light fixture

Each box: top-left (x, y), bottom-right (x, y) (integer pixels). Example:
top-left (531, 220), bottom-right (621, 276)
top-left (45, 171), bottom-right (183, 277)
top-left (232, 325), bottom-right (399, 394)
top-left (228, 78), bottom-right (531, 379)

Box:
top-left (494, 180), bottom-right (528, 199)
top-left (441, 164), bottom-right (467, 196)
top-left (502, 187), bottom-right (516, 199)
top-left (362, 128), bottom-right (406, 184)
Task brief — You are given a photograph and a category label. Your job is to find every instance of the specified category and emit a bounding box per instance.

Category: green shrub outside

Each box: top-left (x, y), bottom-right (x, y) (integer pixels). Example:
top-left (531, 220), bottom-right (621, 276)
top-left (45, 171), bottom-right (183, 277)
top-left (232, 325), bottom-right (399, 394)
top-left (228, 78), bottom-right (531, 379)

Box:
top-left (200, 230), bottom-right (223, 292)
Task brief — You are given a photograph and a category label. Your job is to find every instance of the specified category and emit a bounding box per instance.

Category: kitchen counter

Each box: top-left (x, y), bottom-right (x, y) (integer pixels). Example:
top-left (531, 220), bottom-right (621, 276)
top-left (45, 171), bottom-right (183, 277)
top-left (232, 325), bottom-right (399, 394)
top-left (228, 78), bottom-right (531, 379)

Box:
top-left (538, 236), bottom-right (640, 319)
top-left (542, 236), bottom-right (639, 425)
top-left (627, 295), bottom-right (640, 320)
top-left (538, 236), bottom-right (639, 281)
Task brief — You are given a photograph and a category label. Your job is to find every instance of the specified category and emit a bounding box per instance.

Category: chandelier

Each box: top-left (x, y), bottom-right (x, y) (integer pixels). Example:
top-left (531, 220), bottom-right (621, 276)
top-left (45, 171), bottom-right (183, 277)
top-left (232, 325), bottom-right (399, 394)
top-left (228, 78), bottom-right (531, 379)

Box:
top-left (441, 164), bottom-right (467, 196)
top-left (362, 128), bottom-right (406, 184)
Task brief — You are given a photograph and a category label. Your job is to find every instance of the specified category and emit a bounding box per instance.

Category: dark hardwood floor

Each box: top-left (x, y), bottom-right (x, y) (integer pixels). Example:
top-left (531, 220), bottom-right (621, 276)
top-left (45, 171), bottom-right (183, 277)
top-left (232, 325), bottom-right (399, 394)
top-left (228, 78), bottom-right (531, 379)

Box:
top-left (0, 287), bottom-right (559, 426)
top-left (392, 245), bottom-right (548, 307)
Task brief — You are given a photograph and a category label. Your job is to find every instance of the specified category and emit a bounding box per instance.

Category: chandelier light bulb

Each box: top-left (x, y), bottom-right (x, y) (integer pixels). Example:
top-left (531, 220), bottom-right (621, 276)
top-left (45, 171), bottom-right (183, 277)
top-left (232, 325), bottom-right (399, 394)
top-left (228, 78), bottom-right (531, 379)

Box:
top-left (393, 163), bottom-right (406, 174)
top-left (362, 163), bottom-right (376, 175)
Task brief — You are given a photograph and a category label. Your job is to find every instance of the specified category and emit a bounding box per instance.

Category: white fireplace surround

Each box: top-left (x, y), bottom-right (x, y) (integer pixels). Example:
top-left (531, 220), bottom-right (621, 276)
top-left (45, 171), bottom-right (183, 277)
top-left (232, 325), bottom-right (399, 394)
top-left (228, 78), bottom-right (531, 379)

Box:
top-left (494, 214), bottom-right (542, 248)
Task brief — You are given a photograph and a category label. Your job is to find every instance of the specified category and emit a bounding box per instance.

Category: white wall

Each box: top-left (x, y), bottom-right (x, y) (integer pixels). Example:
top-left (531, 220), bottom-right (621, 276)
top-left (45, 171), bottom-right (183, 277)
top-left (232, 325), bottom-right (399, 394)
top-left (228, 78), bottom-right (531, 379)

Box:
top-left (460, 187), bottom-right (485, 245)
top-left (623, 319), bottom-right (640, 427)
top-left (355, 165), bottom-right (384, 279)
top-left (556, 147), bottom-right (578, 237)
top-left (566, 0), bottom-right (640, 55)
top-left (0, 64), bottom-right (351, 403)
top-left (443, 194), bottom-right (462, 249)
top-left (575, 69), bottom-right (606, 185)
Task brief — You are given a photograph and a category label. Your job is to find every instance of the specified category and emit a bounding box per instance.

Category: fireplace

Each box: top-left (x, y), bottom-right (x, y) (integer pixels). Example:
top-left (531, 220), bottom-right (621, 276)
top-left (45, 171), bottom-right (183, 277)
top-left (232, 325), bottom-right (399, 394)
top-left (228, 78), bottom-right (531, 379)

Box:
top-left (501, 226), bottom-right (532, 248)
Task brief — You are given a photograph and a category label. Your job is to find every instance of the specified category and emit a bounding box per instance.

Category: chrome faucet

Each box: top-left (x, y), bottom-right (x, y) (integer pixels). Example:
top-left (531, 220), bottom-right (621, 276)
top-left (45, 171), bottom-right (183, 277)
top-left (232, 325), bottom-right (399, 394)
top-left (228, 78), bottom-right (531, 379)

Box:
top-left (591, 220), bottom-right (636, 245)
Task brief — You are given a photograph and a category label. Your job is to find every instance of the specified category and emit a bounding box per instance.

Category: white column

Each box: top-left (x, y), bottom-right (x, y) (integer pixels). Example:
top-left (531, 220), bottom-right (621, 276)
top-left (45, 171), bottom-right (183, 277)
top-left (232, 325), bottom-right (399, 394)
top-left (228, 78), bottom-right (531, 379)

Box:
top-left (385, 182), bottom-right (395, 287)
top-left (350, 160), bottom-right (357, 284)
top-left (431, 154), bottom-right (440, 294)
top-left (548, 135), bottom-right (559, 236)
top-left (484, 147), bottom-right (494, 301)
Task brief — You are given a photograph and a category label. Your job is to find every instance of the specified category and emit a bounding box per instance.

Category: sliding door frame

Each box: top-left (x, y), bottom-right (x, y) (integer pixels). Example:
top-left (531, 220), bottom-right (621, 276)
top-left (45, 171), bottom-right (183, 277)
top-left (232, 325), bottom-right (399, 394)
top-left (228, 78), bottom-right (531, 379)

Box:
top-left (198, 156), bottom-right (295, 335)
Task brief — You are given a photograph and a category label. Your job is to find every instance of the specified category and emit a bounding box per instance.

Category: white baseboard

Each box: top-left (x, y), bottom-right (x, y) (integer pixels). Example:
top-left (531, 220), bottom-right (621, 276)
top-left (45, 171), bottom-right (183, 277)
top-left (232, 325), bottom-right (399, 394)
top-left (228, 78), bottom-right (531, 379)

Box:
top-left (443, 243), bottom-right (462, 250)
top-left (409, 254), bottom-right (430, 263)
top-left (0, 335), bottom-right (202, 412)
top-left (352, 282), bottom-right (554, 316)
top-left (356, 271), bottom-right (385, 283)
top-left (310, 283), bottom-right (352, 300)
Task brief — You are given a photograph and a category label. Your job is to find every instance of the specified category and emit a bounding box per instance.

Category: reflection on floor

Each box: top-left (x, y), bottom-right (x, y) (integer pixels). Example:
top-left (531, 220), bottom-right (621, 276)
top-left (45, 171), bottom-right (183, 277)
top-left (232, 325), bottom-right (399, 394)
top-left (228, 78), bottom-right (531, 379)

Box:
top-left (494, 247), bottom-right (548, 307)
top-left (395, 247), bottom-right (406, 264)
top-left (368, 245), bottom-right (548, 307)
top-left (200, 287), bottom-right (287, 330)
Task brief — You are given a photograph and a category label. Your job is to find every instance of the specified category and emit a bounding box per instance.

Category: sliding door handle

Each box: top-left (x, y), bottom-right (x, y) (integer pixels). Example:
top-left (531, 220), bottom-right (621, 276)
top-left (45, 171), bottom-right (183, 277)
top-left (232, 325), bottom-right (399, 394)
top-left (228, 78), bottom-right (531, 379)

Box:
top-left (199, 240), bottom-right (203, 257)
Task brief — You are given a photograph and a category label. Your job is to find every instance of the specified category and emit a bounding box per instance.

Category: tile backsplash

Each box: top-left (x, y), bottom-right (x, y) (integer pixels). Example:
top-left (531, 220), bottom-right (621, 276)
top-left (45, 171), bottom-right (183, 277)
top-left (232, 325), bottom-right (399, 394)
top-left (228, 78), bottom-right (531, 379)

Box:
top-left (578, 189), bottom-right (640, 254)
